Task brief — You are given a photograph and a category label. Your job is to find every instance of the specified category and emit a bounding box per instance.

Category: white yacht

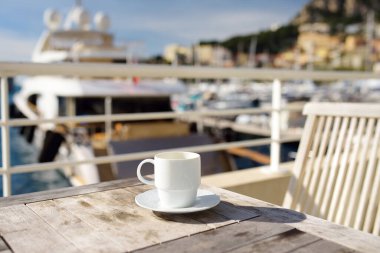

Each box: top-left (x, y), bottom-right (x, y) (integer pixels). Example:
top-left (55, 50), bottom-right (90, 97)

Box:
top-left (14, 2), bottom-right (186, 185)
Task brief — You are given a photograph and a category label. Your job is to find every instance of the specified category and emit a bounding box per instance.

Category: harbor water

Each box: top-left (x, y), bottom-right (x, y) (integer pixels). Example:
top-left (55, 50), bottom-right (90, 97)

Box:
top-left (0, 89), bottom-right (71, 196)
top-left (0, 127), bottom-right (71, 196)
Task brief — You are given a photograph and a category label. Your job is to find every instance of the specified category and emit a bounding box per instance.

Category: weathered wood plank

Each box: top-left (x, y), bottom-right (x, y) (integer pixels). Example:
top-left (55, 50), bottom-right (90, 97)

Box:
top-left (101, 187), bottom-right (222, 231)
top-left (136, 217), bottom-right (293, 253)
top-left (53, 191), bottom-right (161, 251)
top-left (210, 200), bottom-right (260, 221)
top-left (27, 200), bottom-right (125, 253)
top-left (0, 205), bottom-right (79, 253)
top-left (230, 229), bottom-right (320, 253)
top-left (0, 237), bottom-right (10, 252)
top-left (136, 218), bottom-right (294, 253)
top-left (0, 178), bottom-right (378, 253)
top-left (208, 185), bottom-right (380, 253)
top-left (51, 187), bottom-right (213, 251)
top-left (292, 239), bottom-right (357, 253)
top-left (113, 185), bottom-right (258, 233)
top-left (126, 184), bottom-right (260, 227)
top-left (0, 178), bottom-right (141, 208)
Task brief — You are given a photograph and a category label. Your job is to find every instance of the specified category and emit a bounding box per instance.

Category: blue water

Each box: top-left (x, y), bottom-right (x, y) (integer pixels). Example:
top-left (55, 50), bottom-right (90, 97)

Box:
top-left (0, 86), bottom-right (297, 196)
top-left (0, 127), bottom-right (71, 196)
top-left (0, 88), bottom-right (71, 196)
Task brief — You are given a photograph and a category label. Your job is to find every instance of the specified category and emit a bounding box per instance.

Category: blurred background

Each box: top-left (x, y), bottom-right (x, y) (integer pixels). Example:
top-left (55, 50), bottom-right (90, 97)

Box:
top-left (2, 0), bottom-right (380, 71)
top-left (0, 0), bottom-right (379, 196)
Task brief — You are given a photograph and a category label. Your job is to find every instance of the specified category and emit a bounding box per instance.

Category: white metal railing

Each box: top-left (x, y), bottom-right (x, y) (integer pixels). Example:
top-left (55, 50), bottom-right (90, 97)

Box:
top-left (1, 62), bottom-right (378, 197)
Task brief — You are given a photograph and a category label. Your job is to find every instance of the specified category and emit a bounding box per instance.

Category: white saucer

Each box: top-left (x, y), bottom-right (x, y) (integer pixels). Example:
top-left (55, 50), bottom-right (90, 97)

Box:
top-left (135, 189), bottom-right (220, 214)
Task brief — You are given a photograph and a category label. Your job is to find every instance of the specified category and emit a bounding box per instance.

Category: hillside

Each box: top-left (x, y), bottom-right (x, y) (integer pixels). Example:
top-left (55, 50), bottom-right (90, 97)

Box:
top-left (200, 25), bottom-right (298, 55)
top-left (220, 25), bottom-right (298, 55)
top-left (201, 0), bottom-right (380, 56)
top-left (292, 0), bottom-right (380, 26)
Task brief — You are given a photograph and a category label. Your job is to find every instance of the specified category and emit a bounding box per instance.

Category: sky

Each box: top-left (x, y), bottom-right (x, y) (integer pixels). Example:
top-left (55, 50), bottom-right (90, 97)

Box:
top-left (0, 0), bottom-right (309, 61)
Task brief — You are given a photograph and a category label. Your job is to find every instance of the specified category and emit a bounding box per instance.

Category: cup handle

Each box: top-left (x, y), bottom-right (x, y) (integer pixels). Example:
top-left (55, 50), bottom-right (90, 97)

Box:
top-left (137, 159), bottom-right (155, 185)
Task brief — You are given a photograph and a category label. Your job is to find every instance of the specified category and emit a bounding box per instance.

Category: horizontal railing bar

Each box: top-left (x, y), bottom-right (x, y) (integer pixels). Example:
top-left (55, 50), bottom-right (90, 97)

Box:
top-left (8, 136), bottom-right (299, 174)
top-left (0, 106), bottom-right (302, 127)
top-left (10, 139), bottom-right (273, 173)
top-left (0, 62), bottom-right (378, 81)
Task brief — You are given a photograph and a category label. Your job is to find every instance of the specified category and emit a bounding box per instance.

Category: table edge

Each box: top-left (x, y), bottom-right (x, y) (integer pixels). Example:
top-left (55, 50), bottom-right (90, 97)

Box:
top-left (0, 178), bottom-right (141, 207)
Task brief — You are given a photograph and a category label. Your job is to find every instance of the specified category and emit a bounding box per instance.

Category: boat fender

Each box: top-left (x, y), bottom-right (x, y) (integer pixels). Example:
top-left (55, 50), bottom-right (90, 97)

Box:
top-left (20, 126), bottom-right (36, 144)
top-left (38, 130), bottom-right (65, 163)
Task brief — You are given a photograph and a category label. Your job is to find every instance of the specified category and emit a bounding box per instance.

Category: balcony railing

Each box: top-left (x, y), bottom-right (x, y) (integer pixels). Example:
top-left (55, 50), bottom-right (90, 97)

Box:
top-left (0, 62), bottom-right (377, 197)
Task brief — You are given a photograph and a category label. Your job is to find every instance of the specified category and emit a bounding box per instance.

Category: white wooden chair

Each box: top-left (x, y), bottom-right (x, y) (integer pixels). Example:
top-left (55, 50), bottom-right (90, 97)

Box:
top-left (283, 102), bottom-right (380, 235)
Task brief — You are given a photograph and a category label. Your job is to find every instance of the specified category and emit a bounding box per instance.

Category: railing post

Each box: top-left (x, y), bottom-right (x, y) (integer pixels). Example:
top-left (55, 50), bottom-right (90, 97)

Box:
top-left (66, 97), bottom-right (76, 129)
top-left (105, 96), bottom-right (112, 141)
top-left (196, 100), bottom-right (204, 133)
top-left (1, 77), bottom-right (11, 196)
top-left (270, 79), bottom-right (281, 170)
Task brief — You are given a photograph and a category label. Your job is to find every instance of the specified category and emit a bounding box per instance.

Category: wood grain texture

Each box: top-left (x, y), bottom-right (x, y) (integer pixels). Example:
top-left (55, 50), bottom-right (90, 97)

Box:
top-left (135, 218), bottom-right (294, 253)
top-left (0, 205), bottom-right (79, 253)
top-left (208, 185), bottom-right (380, 253)
top-left (230, 229), bottom-right (320, 253)
top-left (0, 237), bottom-right (10, 252)
top-left (292, 239), bottom-right (357, 253)
top-left (0, 179), bottom-right (379, 253)
top-left (126, 184), bottom-right (260, 223)
top-left (27, 200), bottom-right (125, 253)
top-left (0, 177), bottom-right (141, 208)
top-left (49, 186), bottom-right (235, 252)
top-left (138, 218), bottom-right (356, 253)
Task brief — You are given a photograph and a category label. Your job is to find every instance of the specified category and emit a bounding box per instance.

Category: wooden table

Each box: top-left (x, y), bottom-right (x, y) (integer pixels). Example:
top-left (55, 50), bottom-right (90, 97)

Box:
top-left (0, 178), bottom-right (379, 253)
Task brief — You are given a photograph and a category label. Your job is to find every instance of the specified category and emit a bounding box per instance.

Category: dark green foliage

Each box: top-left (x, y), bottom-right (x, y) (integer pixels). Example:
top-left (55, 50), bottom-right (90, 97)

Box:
top-left (221, 25), bottom-right (299, 55)
top-left (199, 40), bottom-right (219, 46)
top-left (143, 55), bottom-right (170, 64)
top-left (295, 0), bottom-right (380, 32)
top-left (196, 0), bottom-right (380, 57)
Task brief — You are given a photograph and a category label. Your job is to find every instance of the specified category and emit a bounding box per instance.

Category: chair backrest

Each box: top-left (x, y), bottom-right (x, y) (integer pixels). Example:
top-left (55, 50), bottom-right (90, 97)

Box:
top-left (283, 102), bottom-right (380, 235)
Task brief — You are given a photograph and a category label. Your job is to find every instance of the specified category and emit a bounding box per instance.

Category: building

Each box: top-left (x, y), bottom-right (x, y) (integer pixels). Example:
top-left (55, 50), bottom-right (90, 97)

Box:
top-left (163, 44), bottom-right (232, 66)
top-left (163, 44), bottom-right (192, 64)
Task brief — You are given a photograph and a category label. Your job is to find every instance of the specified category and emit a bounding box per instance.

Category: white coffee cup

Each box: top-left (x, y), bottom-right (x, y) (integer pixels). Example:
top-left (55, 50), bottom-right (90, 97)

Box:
top-left (137, 151), bottom-right (201, 208)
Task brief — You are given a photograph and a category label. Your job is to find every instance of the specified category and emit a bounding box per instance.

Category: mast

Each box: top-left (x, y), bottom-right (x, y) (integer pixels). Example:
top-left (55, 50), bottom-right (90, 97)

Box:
top-left (306, 41), bottom-right (314, 71)
top-left (247, 37), bottom-right (257, 68)
top-left (365, 10), bottom-right (375, 71)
